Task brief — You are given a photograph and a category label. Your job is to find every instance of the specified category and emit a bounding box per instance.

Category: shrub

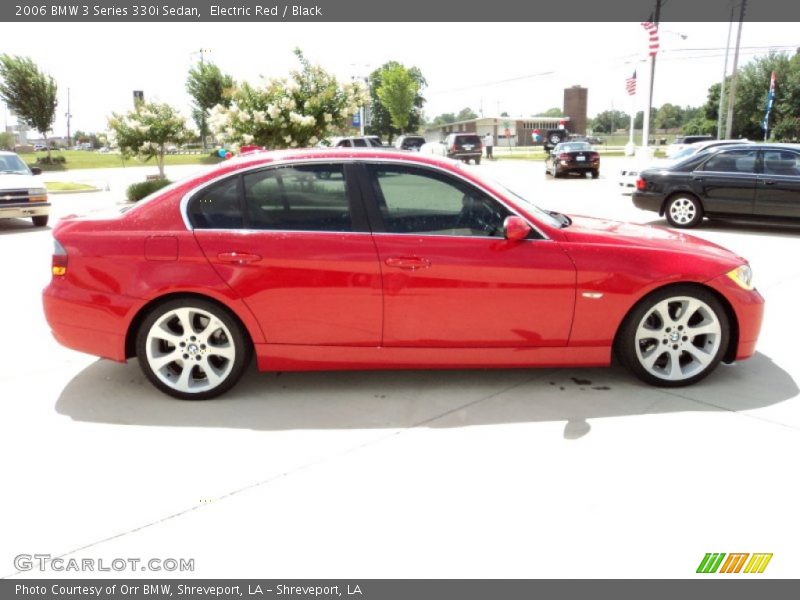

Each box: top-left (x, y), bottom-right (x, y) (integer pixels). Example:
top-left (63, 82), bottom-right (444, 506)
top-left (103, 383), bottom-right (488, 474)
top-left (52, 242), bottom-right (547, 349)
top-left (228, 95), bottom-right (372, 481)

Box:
top-left (36, 155), bottom-right (66, 164)
top-left (126, 178), bottom-right (172, 202)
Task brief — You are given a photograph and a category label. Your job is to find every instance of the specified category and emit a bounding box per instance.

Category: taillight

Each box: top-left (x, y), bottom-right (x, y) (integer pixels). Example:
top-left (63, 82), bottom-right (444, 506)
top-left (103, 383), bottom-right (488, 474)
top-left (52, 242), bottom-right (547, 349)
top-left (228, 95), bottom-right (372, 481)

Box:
top-left (52, 238), bottom-right (67, 276)
top-left (636, 177), bottom-right (647, 191)
top-left (558, 153), bottom-right (571, 160)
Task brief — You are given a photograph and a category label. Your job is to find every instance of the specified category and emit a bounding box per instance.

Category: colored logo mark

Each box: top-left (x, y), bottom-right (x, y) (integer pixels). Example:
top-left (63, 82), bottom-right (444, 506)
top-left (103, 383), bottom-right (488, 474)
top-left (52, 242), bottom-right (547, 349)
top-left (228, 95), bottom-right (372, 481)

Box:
top-left (696, 553), bottom-right (773, 574)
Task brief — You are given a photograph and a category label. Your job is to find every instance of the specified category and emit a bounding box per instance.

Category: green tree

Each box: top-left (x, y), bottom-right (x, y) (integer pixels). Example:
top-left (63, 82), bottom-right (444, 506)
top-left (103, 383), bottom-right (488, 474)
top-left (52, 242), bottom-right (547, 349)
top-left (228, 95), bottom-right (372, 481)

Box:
top-left (0, 54), bottom-right (58, 160)
top-left (591, 110), bottom-right (629, 133)
top-left (654, 103), bottom-right (683, 132)
top-left (0, 131), bottom-right (14, 150)
top-left (375, 64), bottom-right (421, 134)
top-left (367, 62), bottom-right (426, 140)
top-left (186, 61), bottom-right (234, 149)
top-left (208, 49), bottom-right (366, 150)
top-left (108, 101), bottom-right (193, 178)
top-left (539, 107), bottom-right (564, 117)
top-left (431, 112), bottom-right (456, 126)
top-left (456, 107), bottom-right (478, 121)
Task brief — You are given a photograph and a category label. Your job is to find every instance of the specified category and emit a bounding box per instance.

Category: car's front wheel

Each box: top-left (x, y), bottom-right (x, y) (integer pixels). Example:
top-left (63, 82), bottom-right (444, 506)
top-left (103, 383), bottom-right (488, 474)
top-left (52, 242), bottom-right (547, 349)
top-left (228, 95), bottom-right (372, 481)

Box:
top-left (136, 298), bottom-right (250, 400)
top-left (665, 193), bottom-right (703, 228)
top-left (617, 286), bottom-right (729, 387)
top-left (32, 215), bottom-right (49, 227)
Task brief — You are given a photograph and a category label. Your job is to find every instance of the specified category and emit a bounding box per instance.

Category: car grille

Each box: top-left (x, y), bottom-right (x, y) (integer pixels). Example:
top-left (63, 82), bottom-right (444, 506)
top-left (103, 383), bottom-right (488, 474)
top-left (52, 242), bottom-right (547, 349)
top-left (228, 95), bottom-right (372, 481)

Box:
top-left (0, 189), bottom-right (31, 205)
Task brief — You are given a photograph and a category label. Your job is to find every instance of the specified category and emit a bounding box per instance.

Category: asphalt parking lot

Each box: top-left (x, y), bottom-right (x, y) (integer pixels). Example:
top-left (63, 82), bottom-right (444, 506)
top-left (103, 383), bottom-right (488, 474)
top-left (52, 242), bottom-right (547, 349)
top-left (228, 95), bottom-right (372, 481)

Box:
top-left (1, 157), bottom-right (798, 578)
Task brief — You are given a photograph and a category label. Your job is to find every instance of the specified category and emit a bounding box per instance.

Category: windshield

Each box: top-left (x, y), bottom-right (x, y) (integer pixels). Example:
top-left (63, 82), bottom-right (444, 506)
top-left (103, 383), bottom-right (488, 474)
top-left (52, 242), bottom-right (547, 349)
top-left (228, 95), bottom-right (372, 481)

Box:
top-left (670, 146), bottom-right (699, 160)
top-left (480, 174), bottom-right (563, 229)
top-left (0, 154), bottom-right (32, 174)
top-left (556, 142), bottom-right (591, 153)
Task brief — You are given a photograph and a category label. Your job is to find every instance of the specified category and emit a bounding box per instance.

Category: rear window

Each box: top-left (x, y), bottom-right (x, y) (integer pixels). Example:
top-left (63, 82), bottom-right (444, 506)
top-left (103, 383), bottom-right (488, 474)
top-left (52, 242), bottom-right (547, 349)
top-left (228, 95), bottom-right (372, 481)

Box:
top-left (453, 135), bottom-right (481, 145)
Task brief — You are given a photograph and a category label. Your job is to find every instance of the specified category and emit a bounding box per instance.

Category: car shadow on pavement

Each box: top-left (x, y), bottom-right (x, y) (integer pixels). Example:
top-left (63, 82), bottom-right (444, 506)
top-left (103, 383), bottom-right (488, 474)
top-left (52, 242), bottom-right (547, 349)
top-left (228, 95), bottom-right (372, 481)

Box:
top-left (0, 219), bottom-right (50, 235)
top-left (645, 217), bottom-right (800, 237)
top-left (55, 352), bottom-right (797, 439)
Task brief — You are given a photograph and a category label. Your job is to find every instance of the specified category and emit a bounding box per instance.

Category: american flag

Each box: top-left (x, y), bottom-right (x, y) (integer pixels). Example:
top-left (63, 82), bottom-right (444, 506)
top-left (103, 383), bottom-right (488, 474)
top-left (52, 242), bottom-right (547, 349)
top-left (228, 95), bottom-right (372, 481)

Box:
top-left (641, 21), bottom-right (660, 57)
top-left (626, 70), bottom-right (637, 96)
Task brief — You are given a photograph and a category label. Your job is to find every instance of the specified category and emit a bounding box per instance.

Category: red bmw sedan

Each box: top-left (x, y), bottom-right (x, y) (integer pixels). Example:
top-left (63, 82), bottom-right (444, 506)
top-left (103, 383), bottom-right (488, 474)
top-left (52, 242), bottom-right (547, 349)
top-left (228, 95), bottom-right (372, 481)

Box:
top-left (43, 149), bottom-right (764, 399)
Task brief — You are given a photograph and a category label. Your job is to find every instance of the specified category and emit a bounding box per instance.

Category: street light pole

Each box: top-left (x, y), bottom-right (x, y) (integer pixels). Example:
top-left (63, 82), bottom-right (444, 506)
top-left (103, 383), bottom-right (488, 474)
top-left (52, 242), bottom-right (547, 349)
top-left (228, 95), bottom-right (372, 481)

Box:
top-left (717, 4), bottom-right (735, 139)
top-left (725, 0), bottom-right (747, 139)
top-left (65, 87), bottom-right (72, 148)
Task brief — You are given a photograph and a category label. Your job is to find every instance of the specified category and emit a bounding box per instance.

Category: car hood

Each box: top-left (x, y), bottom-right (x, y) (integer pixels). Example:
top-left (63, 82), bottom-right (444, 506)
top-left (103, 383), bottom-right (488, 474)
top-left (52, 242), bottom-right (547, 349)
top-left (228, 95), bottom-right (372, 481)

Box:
top-left (562, 215), bottom-right (744, 263)
top-left (0, 173), bottom-right (41, 190)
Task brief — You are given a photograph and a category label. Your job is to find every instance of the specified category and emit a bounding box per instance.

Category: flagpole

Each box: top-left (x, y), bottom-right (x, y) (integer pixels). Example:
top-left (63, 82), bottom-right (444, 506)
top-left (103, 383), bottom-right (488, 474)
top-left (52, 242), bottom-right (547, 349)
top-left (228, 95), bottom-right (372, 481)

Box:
top-left (717, 4), bottom-right (734, 139)
top-left (642, 0), bottom-right (661, 151)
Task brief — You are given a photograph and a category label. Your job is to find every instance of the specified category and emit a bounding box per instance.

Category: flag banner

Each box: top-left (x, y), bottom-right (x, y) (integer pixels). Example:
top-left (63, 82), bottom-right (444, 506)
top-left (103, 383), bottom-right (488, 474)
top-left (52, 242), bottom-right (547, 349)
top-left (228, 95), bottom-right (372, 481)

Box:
top-left (626, 70), bottom-right (637, 95)
top-left (641, 21), bottom-right (660, 57)
top-left (762, 70), bottom-right (776, 130)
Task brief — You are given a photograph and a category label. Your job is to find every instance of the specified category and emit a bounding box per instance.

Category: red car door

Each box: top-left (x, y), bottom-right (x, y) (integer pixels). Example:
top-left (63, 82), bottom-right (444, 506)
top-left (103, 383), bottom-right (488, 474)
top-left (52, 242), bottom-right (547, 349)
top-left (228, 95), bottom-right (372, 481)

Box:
top-left (189, 163), bottom-right (382, 346)
top-left (362, 163), bottom-right (576, 347)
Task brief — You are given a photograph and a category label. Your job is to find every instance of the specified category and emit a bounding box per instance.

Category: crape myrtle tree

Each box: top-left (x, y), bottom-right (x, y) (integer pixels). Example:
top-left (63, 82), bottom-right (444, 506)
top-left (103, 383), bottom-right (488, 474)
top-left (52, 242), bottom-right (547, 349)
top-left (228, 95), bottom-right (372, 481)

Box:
top-left (376, 64), bottom-right (421, 135)
top-left (108, 101), bottom-right (193, 178)
top-left (208, 49), bottom-right (367, 150)
top-left (0, 54), bottom-right (58, 160)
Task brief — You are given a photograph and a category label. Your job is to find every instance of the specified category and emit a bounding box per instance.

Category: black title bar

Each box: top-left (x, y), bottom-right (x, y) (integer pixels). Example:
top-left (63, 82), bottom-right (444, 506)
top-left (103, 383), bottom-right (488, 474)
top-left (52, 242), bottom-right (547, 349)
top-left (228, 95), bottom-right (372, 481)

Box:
top-left (4, 0), bottom-right (800, 22)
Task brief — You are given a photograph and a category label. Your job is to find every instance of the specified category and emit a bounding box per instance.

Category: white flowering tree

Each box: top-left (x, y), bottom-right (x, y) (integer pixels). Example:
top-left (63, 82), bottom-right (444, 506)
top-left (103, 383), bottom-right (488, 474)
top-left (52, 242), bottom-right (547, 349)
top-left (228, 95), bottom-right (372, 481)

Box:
top-left (208, 49), bottom-right (367, 150)
top-left (108, 102), bottom-right (193, 178)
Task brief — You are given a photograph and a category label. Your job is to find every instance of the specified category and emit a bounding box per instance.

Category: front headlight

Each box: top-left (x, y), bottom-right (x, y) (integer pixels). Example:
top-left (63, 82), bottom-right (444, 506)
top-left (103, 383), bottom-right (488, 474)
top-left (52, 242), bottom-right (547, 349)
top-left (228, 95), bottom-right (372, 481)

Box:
top-left (28, 188), bottom-right (48, 202)
top-left (726, 264), bottom-right (754, 290)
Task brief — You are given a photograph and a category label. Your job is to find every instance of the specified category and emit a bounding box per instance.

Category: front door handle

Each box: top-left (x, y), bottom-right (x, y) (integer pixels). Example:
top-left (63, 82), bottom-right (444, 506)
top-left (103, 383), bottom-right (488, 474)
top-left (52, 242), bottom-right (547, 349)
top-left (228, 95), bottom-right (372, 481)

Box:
top-left (217, 252), bottom-right (262, 264)
top-left (762, 179), bottom-right (776, 185)
top-left (385, 257), bottom-right (431, 271)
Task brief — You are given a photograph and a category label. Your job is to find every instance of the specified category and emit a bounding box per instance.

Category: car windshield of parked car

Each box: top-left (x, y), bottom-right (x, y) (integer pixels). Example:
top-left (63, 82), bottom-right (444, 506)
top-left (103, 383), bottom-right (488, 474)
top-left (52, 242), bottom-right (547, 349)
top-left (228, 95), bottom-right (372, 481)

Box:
top-left (671, 146), bottom-right (700, 161)
top-left (557, 142), bottom-right (592, 153)
top-left (0, 154), bottom-right (31, 174)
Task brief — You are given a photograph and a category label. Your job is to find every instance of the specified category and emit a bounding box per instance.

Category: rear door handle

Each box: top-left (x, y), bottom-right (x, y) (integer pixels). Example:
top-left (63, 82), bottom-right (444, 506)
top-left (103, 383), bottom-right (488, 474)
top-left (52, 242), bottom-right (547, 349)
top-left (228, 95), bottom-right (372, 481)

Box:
top-left (385, 257), bottom-right (431, 271)
top-left (217, 252), bottom-right (262, 264)
top-left (761, 179), bottom-right (776, 185)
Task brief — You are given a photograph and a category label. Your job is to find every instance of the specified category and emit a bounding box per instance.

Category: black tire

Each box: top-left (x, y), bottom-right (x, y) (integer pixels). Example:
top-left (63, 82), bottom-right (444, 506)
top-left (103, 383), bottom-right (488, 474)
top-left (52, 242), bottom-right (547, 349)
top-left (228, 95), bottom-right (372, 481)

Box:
top-left (664, 193), bottom-right (703, 228)
top-left (591, 169), bottom-right (600, 179)
top-left (32, 215), bottom-right (49, 227)
top-left (553, 167), bottom-right (563, 178)
top-left (616, 285), bottom-right (730, 387)
top-left (135, 298), bottom-right (251, 400)
top-left (475, 157), bottom-right (481, 165)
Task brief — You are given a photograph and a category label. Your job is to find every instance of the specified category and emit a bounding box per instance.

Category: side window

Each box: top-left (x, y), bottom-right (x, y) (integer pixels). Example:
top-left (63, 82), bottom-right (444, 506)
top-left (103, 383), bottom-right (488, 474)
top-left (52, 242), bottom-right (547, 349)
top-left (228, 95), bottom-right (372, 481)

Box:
top-left (368, 165), bottom-right (511, 237)
top-left (353, 138), bottom-right (368, 147)
top-left (763, 151), bottom-right (800, 176)
top-left (243, 164), bottom-right (352, 232)
top-left (701, 149), bottom-right (757, 174)
top-left (189, 177), bottom-right (242, 229)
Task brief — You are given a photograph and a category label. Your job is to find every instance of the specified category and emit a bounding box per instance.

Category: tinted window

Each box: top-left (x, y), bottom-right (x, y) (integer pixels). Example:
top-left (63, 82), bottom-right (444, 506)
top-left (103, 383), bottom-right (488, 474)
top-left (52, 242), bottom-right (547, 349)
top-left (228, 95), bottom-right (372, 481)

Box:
top-left (352, 139), bottom-right (368, 147)
top-left (701, 149), bottom-right (757, 174)
top-left (762, 150), bottom-right (800, 176)
top-left (454, 135), bottom-right (481, 146)
top-left (369, 165), bottom-right (510, 237)
top-left (189, 177), bottom-right (242, 229)
top-left (243, 164), bottom-right (352, 232)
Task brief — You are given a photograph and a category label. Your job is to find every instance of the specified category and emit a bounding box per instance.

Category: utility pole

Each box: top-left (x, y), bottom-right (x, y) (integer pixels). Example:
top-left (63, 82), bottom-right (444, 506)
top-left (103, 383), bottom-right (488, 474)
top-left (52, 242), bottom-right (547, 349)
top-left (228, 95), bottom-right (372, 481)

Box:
top-left (642, 0), bottom-right (661, 151)
top-left (725, 0), bottom-right (747, 139)
top-left (65, 87), bottom-right (72, 148)
top-left (195, 48), bottom-right (210, 149)
top-left (717, 6), bottom-right (735, 139)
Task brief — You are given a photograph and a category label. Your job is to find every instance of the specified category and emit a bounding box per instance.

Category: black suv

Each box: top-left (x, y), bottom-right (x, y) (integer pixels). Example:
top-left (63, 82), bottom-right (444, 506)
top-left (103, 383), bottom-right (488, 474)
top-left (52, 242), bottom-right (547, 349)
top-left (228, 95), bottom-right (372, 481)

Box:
top-left (394, 135), bottom-right (426, 151)
top-left (445, 133), bottom-right (483, 164)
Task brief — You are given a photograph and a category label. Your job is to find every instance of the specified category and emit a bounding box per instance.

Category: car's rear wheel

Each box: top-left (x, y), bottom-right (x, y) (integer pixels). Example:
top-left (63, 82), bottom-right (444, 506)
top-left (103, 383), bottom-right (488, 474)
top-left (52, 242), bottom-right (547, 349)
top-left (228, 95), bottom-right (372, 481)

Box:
top-left (665, 194), bottom-right (703, 228)
top-left (136, 298), bottom-right (250, 400)
top-left (475, 156), bottom-right (481, 165)
top-left (591, 169), bottom-right (600, 179)
top-left (32, 215), bottom-right (49, 227)
top-left (617, 286), bottom-right (729, 387)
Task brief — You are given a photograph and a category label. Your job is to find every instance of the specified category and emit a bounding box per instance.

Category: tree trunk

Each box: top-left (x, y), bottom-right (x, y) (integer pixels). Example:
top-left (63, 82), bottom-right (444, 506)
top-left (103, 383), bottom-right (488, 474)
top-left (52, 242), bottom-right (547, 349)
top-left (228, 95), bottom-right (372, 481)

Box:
top-left (157, 148), bottom-right (165, 179)
top-left (43, 132), bottom-right (51, 162)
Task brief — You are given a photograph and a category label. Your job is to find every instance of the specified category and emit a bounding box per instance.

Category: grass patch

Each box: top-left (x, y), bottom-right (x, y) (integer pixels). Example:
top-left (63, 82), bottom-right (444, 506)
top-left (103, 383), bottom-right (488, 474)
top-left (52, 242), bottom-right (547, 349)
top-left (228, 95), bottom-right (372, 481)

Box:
top-left (20, 150), bottom-right (223, 171)
top-left (45, 181), bottom-right (97, 192)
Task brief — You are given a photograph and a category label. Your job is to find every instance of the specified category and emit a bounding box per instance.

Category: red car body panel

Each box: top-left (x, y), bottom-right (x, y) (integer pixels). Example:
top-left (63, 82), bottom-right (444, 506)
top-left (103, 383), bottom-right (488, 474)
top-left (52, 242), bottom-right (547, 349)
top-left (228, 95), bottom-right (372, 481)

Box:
top-left (42, 149), bottom-right (764, 373)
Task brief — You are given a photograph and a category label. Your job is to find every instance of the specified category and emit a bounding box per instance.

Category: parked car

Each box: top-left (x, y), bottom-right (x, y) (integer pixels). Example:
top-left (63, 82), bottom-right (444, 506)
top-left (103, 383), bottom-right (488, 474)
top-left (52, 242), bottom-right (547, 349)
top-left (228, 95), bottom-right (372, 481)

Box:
top-left (33, 143), bottom-right (47, 152)
top-left (545, 141), bottom-right (600, 178)
top-left (333, 136), bottom-right (384, 148)
top-left (42, 148), bottom-right (763, 399)
top-left (618, 140), bottom-right (753, 194)
top-left (665, 135), bottom-right (715, 158)
top-left (632, 143), bottom-right (800, 228)
top-left (443, 133), bottom-right (482, 164)
top-left (0, 151), bottom-right (49, 227)
top-left (394, 135), bottom-right (426, 151)
top-left (543, 128), bottom-right (570, 152)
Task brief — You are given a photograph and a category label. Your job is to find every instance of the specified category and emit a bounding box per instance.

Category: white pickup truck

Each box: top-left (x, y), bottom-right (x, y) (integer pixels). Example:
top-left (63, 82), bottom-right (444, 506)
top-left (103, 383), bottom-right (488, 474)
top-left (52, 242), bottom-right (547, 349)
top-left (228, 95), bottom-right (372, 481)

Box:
top-left (0, 151), bottom-right (49, 227)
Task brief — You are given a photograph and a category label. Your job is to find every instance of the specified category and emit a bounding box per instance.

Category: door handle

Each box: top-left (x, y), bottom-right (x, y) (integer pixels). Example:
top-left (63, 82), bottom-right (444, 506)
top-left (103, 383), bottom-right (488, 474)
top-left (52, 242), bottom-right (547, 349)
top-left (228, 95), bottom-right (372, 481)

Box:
top-left (762, 179), bottom-right (776, 185)
top-left (217, 252), bottom-right (262, 264)
top-left (385, 257), bottom-right (431, 271)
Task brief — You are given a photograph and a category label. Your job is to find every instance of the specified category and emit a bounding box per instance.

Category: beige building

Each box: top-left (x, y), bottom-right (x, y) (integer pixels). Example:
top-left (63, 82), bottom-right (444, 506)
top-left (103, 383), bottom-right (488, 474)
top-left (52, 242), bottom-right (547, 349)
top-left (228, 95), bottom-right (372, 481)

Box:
top-left (426, 116), bottom-right (570, 147)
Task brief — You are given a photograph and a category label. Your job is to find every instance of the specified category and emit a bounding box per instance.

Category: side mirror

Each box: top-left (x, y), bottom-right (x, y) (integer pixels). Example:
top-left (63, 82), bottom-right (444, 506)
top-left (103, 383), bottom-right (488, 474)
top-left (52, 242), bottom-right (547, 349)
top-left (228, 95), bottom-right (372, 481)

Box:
top-left (30, 167), bottom-right (42, 175)
top-left (503, 216), bottom-right (532, 242)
